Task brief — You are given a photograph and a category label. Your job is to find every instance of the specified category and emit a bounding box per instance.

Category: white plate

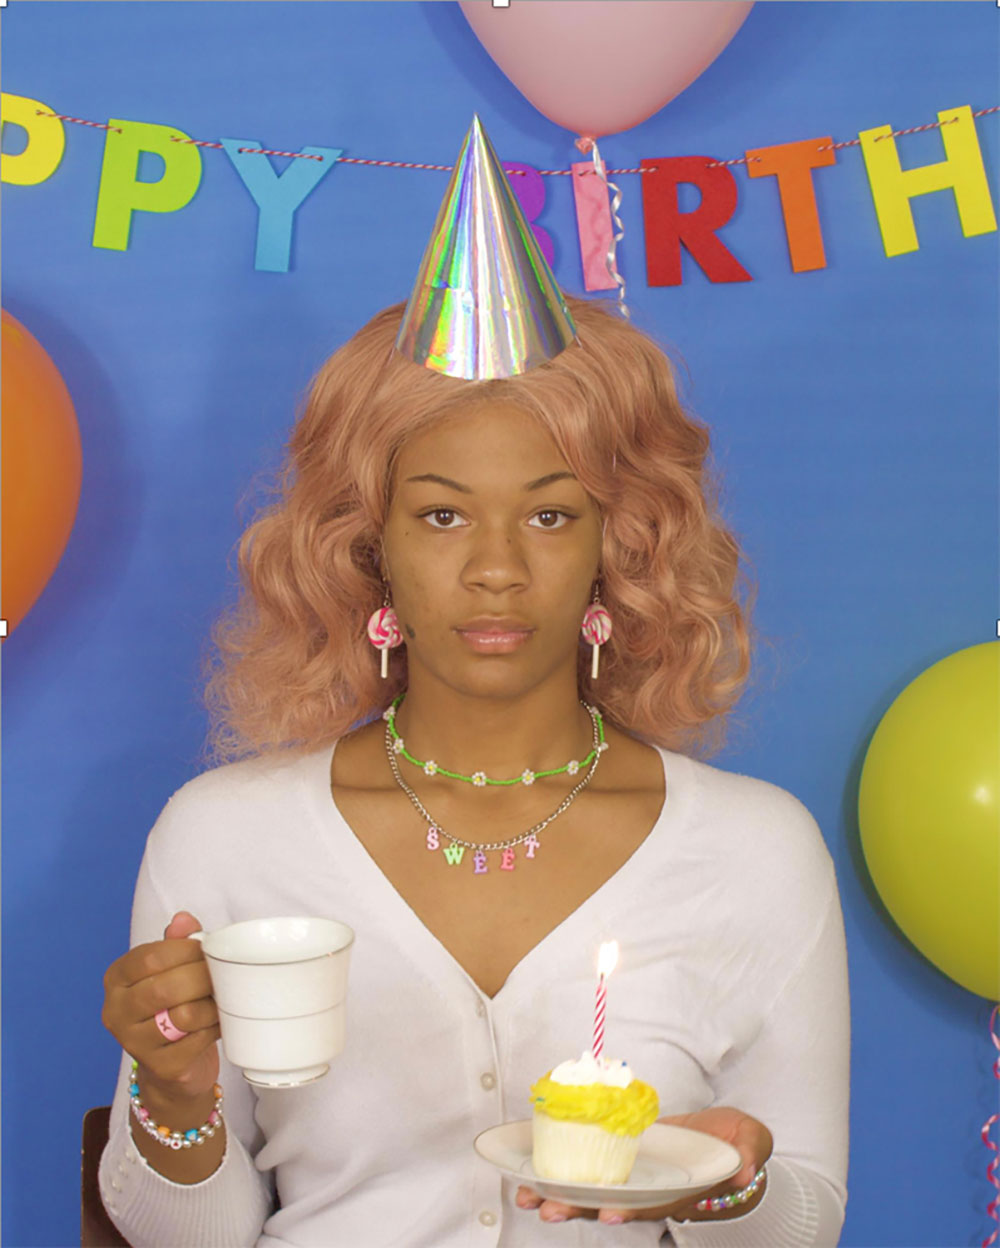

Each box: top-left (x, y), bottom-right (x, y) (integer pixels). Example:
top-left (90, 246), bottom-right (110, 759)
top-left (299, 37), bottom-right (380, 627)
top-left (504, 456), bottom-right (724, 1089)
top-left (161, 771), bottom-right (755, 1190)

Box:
top-left (473, 1120), bottom-right (742, 1211)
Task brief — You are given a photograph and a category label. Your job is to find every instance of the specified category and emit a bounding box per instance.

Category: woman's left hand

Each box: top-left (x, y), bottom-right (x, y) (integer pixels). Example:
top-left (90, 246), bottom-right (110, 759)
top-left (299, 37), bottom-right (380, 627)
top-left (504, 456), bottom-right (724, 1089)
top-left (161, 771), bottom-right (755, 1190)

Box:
top-left (515, 1106), bottom-right (773, 1227)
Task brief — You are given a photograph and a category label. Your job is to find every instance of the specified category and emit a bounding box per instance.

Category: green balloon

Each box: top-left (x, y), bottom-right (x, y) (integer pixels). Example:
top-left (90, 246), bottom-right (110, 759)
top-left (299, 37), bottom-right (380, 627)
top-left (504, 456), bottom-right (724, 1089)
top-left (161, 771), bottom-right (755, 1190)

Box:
top-left (859, 642), bottom-right (999, 999)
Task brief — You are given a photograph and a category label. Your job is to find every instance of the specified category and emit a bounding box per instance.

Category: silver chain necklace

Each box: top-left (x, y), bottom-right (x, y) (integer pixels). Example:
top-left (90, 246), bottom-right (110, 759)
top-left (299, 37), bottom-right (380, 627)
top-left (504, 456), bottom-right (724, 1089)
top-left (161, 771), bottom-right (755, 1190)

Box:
top-left (383, 701), bottom-right (608, 870)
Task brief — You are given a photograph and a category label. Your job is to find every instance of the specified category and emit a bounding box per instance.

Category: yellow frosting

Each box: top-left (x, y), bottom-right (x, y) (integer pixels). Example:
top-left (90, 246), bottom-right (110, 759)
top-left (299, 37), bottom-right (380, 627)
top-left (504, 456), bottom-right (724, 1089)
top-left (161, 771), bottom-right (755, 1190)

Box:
top-left (530, 1073), bottom-right (659, 1137)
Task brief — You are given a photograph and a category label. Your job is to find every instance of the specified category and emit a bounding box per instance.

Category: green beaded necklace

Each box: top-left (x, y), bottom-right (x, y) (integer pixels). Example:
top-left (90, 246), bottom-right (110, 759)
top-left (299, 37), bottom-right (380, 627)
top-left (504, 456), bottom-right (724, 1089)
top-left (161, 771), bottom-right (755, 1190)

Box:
top-left (382, 689), bottom-right (607, 787)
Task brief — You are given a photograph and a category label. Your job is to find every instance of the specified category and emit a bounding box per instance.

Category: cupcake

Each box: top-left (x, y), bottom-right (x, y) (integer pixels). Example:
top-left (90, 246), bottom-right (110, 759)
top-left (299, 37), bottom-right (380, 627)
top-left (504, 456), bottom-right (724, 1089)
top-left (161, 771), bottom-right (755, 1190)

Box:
top-left (529, 1050), bottom-right (659, 1184)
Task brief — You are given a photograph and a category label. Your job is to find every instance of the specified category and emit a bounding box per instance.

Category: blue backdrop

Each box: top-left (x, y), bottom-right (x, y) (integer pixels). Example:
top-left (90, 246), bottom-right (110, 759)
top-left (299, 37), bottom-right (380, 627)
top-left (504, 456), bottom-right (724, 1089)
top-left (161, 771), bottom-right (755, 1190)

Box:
top-left (3, 3), bottom-right (996, 1245)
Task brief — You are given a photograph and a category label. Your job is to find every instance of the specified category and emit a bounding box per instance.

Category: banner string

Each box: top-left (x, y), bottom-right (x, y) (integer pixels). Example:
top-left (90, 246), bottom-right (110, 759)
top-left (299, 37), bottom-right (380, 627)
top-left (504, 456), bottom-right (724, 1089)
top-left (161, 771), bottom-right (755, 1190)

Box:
top-left (28, 104), bottom-right (1000, 170)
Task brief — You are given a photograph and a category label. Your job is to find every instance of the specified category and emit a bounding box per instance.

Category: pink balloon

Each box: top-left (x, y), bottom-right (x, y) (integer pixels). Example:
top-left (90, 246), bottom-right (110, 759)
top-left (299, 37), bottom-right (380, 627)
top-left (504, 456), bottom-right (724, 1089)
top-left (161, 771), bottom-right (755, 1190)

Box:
top-left (458, 0), bottom-right (755, 139)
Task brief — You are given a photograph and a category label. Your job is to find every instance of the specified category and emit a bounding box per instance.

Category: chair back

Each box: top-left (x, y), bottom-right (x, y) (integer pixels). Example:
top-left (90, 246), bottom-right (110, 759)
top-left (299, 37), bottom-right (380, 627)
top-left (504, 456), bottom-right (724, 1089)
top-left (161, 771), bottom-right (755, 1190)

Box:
top-left (82, 1106), bottom-right (131, 1247)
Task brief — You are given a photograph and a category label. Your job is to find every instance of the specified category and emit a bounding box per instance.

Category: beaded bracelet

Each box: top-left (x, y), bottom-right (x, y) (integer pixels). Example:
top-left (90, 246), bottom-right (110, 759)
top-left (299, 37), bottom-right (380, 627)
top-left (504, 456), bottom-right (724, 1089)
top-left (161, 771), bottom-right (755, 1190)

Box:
top-left (694, 1165), bottom-right (766, 1212)
top-left (128, 1059), bottom-right (224, 1150)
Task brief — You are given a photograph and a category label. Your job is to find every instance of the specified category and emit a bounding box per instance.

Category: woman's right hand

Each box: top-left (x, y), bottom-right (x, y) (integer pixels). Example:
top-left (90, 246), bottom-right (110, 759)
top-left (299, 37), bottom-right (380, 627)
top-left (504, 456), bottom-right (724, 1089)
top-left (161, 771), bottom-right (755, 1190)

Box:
top-left (102, 910), bottom-right (221, 1101)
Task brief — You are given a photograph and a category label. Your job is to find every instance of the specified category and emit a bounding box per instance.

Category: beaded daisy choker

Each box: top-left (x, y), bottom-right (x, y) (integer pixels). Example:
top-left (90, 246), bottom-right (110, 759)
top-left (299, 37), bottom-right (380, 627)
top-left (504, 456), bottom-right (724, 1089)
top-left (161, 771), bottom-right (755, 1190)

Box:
top-left (383, 689), bottom-right (606, 786)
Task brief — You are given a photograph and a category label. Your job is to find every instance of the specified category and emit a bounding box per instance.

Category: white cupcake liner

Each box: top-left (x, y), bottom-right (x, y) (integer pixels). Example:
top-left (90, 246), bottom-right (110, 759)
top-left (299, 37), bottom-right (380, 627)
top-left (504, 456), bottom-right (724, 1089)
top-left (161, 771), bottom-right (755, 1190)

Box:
top-left (531, 1111), bottom-right (641, 1184)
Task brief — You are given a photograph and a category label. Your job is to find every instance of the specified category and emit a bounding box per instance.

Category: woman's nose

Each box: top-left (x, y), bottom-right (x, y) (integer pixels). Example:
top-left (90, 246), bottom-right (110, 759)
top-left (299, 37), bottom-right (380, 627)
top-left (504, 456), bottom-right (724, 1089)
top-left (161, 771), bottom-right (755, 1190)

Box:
top-left (461, 522), bottom-right (530, 587)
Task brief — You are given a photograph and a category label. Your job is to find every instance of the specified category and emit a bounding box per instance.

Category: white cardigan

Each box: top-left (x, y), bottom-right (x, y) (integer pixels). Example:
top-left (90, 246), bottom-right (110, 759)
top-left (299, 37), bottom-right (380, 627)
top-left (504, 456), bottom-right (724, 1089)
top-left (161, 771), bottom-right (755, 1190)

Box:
top-left (99, 737), bottom-right (850, 1247)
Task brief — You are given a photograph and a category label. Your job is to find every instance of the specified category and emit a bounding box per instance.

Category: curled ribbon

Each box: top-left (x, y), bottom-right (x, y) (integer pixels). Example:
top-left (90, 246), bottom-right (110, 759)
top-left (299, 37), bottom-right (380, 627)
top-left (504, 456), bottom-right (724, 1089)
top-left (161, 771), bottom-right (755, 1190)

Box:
top-left (983, 1003), bottom-right (1000, 1247)
top-left (574, 134), bottom-right (630, 322)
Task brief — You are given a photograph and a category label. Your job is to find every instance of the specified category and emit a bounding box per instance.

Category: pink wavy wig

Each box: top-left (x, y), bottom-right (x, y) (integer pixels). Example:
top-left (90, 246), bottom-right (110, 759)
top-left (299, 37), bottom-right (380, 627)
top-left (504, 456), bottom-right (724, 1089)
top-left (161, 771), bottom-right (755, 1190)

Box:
top-left (199, 293), bottom-right (776, 768)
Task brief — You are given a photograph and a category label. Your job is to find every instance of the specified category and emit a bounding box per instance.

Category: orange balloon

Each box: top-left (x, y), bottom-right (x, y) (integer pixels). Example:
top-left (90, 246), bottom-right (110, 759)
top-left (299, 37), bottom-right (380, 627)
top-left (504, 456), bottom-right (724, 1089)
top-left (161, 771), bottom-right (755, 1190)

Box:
top-left (1, 310), bottom-right (82, 634)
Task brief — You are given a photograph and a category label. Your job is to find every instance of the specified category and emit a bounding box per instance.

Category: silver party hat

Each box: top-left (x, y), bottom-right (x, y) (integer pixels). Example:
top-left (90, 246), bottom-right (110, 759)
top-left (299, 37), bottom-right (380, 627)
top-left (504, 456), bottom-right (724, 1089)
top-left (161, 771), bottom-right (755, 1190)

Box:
top-left (395, 114), bottom-right (578, 380)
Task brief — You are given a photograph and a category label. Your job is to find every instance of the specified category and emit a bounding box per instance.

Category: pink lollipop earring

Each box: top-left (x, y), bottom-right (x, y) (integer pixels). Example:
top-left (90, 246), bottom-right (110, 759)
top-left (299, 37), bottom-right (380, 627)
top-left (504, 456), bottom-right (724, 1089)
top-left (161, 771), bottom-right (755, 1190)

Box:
top-left (581, 585), bottom-right (612, 680)
top-left (367, 585), bottom-right (404, 679)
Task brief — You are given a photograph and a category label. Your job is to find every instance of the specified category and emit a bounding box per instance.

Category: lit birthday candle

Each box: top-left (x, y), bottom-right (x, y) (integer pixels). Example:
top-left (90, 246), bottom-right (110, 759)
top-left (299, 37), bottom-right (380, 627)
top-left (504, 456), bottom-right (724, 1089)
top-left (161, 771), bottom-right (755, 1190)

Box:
top-left (592, 941), bottom-right (619, 1060)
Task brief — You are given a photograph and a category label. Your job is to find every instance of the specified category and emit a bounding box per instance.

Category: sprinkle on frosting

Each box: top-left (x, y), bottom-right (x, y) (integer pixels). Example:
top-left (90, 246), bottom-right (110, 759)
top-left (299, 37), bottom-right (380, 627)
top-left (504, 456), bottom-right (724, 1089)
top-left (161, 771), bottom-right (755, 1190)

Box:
top-left (549, 1051), bottom-right (634, 1088)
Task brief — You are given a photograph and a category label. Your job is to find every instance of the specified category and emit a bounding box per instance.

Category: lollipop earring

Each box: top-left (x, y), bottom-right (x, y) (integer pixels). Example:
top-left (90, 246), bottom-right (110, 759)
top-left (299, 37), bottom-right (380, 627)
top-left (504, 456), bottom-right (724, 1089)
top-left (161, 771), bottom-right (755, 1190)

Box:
top-left (367, 585), bottom-right (404, 679)
top-left (581, 588), bottom-right (612, 680)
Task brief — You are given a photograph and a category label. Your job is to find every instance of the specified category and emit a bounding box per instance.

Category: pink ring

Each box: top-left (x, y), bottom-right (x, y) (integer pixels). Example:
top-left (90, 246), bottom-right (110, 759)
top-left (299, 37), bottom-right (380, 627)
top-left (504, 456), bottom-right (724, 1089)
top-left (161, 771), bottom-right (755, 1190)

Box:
top-left (154, 1008), bottom-right (188, 1042)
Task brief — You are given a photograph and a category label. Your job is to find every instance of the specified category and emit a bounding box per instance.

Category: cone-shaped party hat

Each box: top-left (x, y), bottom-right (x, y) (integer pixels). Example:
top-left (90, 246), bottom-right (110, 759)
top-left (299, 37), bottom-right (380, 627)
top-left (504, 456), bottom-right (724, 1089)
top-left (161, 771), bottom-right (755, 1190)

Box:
top-left (395, 115), bottom-right (578, 380)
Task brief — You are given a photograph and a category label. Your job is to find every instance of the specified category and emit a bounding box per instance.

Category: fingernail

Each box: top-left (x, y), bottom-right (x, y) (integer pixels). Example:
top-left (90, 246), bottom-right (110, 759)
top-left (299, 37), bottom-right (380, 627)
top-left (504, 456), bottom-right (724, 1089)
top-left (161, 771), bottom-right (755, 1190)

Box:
top-left (544, 1214), bottom-right (566, 1222)
top-left (602, 1214), bottom-right (624, 1224)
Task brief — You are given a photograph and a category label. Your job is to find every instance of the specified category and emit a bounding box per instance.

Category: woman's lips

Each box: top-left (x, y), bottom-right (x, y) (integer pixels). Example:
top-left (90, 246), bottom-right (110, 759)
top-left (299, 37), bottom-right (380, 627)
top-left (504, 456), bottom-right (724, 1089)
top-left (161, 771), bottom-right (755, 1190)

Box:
top-left (456, 629), bottom-right (533, 654)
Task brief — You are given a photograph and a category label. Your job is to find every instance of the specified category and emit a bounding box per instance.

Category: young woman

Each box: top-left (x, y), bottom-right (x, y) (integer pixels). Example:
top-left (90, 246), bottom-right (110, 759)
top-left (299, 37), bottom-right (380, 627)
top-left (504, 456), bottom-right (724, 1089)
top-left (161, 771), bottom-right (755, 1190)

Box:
top-left (99, 294), bottom-right (849, 1246)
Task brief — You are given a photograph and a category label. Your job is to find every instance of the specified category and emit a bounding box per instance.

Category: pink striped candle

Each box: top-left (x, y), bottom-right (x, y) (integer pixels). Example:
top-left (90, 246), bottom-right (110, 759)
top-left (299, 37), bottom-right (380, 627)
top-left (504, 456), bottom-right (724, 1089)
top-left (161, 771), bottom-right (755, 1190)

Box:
top-left (592, 941), bottom-right (619, 1060)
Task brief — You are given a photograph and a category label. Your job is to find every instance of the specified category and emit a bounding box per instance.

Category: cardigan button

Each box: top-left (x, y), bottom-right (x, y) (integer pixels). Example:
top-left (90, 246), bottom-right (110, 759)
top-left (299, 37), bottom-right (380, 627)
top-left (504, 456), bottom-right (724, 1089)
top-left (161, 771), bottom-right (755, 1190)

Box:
top-left (480, 1072), bottom-right (496, 1091)
top-left (478, 1210), bottom-right (497, 1226)
top-left (475, 1000), bottom-right (486, 1017)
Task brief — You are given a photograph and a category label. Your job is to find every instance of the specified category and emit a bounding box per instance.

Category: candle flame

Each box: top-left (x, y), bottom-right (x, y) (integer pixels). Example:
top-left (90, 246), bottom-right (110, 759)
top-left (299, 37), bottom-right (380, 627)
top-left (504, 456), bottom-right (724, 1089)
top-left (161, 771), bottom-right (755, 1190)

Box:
top-left (597, 941), bottom-right (619, 978)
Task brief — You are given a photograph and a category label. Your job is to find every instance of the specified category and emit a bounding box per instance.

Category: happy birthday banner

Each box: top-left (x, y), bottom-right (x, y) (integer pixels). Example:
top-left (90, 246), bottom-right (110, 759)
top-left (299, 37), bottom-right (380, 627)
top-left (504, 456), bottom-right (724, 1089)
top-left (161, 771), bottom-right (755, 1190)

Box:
top-left (2, 93), bottom-right (997, 287)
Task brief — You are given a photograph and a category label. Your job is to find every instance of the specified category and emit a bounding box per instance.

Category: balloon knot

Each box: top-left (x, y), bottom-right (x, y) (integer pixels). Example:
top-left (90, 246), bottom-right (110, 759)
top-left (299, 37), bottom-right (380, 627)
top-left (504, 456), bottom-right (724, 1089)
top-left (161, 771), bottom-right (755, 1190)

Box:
top-left (575, 135), bottom-right (596, 155)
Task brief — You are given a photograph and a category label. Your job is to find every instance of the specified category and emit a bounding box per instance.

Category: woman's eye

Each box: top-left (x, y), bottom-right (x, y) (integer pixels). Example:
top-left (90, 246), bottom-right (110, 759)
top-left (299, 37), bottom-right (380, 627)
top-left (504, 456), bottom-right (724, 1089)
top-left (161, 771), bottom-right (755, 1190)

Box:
top-left (529, 510), bottom-right (571, 529)
top-left (421, 509), bottom-right (465, 529)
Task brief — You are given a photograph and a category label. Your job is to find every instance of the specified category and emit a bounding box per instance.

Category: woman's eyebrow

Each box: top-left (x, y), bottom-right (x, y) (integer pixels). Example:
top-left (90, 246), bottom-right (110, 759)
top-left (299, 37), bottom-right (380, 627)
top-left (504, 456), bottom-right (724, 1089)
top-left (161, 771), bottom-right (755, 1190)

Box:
top-left (404, 471), bottom-right (578, 493)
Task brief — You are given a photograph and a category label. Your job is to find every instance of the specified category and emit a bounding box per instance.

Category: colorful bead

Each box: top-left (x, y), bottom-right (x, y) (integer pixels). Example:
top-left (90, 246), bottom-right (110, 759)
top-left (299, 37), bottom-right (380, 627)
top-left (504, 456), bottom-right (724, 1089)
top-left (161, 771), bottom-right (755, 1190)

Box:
top-left (471, 771), bottom-right (487, 787)
top-left (185, 1129), bottom-right (200, 1142)
top-left (423, 760), bottom-right (438, 776)
top-left (567, 760), bottom-right (580, 775)
top-left (392, 737), bottom-right (405, 754)
top-left (521, 769), bottom-right (535, 785)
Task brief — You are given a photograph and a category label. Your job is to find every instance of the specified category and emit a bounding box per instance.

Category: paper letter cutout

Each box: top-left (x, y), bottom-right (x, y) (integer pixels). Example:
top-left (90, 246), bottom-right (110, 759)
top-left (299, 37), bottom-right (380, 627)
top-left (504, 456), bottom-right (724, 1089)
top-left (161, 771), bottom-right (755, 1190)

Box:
top-left (1, 93), bottom-right (65, 185)
top-left (502, 161), bottom-right (554, 270)
top-left (571, 158), bottom-right (617, 291)
top-left (640, 156), bottom-right (752, 286)
top-left (744, 137), bottom-right (836, 273)
top-left (220, 140), bottom-right (342, 273)
top-left (859, 105), bottom-right (997, 257)
top-left (93, 120), bottom-right (202, 251)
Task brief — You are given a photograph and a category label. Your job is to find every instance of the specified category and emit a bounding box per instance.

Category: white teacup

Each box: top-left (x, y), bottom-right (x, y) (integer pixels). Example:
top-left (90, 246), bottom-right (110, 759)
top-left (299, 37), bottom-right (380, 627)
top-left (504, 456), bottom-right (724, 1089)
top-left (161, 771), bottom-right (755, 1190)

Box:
top-left (189, 916), bottom-right (355, 1088)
